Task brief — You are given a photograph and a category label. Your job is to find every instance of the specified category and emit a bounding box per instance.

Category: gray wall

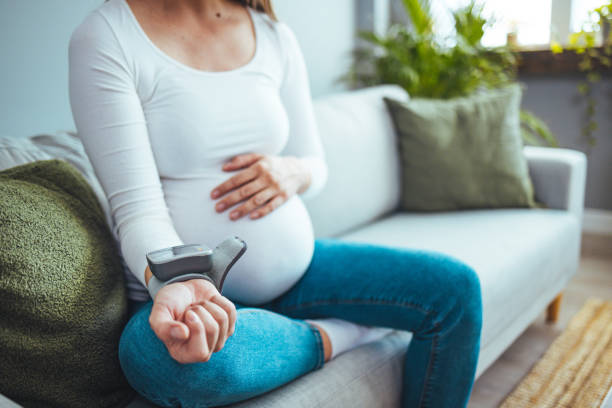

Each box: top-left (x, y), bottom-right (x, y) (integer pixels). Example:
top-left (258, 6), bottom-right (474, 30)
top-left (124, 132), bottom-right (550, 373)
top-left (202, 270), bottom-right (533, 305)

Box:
top-left (0, 0), bottom-right (355, 138)
top-left (520, 77), bottom-right (612, 210)
top-left (0, 0), bottom-right (101, 138)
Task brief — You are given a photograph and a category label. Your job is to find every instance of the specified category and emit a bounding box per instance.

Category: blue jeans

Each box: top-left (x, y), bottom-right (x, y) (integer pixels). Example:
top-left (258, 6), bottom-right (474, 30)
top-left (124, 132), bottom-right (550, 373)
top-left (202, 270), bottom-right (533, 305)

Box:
top-left (119, 239), bottom-right (482, 408)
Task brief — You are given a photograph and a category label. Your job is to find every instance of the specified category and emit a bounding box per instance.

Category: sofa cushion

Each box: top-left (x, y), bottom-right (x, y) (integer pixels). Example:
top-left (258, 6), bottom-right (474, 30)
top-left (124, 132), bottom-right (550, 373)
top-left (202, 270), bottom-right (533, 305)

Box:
top-left (0, 132), bottom-right (114, 237)
top-left (384, 84), bottom-right (537, 211)
top-left (305, 85), bottom-right (409, 238)
top-left (338, 208), bottom-right (581, 375)
top-left (0, 159), bottom-right (133, 408)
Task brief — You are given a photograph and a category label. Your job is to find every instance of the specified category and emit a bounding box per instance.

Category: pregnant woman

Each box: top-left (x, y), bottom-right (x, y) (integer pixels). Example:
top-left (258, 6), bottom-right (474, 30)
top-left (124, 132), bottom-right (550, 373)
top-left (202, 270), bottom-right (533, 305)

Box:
top-left (68, 0), bottom-right (482, 407)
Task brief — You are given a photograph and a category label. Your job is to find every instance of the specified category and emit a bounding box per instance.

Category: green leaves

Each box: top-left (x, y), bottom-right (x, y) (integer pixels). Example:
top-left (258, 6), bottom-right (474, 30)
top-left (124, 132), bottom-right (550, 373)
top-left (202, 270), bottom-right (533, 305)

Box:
top-left (401, 0), bottom-right (433, 35)
top-left (520, 110), bottom-right (558, 147)
top-left (454, 2), bottom-right (487, 47)
top-left (349, 1), bottom-right (515, 100)
top-left (345, 0), bottom-right (559, 147)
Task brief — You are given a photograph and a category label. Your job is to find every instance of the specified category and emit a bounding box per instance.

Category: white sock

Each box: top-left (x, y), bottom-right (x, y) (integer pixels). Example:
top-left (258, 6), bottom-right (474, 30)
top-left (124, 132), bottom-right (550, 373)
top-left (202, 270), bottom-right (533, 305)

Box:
top-left (306, 318), bottom-right (394, 360)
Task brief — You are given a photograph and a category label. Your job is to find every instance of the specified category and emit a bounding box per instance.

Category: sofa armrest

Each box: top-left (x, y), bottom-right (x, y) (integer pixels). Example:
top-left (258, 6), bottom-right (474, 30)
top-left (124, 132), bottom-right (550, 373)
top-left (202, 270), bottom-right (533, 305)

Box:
top-left (0, 394), bottom-right (21, 408)
top-left (523, 146), bottom-right (587, 221)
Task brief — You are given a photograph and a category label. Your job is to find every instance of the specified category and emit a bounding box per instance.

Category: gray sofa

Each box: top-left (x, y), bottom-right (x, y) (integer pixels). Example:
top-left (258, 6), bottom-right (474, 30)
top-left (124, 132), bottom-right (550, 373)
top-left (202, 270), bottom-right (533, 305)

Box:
top-left (0, 85), bottom-right (587, 407)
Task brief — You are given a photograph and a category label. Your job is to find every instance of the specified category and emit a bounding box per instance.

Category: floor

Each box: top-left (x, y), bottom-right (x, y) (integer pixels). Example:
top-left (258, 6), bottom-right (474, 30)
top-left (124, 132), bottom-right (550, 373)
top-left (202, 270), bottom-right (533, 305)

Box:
top-left (468, 234), bottom-right (612, 407)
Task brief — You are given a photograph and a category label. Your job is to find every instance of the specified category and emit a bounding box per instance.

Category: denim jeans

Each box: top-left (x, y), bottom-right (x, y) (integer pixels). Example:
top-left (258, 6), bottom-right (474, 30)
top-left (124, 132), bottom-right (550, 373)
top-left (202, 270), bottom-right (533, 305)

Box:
top-left (119, 239), bottom-right (482, 408)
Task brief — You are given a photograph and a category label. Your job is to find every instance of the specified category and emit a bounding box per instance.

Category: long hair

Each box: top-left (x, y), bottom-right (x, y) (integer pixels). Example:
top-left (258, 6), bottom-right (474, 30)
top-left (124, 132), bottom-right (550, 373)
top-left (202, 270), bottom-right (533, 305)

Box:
top-left (231, 0), bottom-right (276, 21)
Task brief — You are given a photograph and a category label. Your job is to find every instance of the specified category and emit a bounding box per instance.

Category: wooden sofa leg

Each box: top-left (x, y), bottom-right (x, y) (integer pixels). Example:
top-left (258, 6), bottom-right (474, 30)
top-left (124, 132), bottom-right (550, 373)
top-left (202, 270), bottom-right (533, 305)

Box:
top-left (546, 293), bottom-right (563, 324)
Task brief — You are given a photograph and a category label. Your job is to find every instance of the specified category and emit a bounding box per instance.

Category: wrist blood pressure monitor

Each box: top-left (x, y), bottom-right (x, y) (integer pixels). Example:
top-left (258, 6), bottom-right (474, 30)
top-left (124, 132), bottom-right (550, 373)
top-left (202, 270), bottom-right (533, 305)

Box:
top-left (146, 236), bottom-right (247, 299)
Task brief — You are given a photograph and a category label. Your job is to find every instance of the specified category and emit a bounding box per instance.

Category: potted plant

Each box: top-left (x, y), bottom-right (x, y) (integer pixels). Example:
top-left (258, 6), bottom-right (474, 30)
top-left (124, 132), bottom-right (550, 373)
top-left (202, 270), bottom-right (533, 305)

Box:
top-left (344, 0), bottom-right (558, 147)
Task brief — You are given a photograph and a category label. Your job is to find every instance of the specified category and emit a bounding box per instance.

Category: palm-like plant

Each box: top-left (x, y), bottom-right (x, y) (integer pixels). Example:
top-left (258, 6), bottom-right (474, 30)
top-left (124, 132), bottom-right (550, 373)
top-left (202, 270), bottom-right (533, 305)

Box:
top-left (345, 0), bottom-right (557, 147)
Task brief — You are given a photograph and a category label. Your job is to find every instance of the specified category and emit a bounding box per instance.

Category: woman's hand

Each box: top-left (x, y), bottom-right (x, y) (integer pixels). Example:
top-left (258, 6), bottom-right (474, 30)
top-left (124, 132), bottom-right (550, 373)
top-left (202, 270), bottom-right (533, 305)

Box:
top-left (211, 153), bottom-right (311, 220)
top-left (148, 277), bottom-right (236, 364)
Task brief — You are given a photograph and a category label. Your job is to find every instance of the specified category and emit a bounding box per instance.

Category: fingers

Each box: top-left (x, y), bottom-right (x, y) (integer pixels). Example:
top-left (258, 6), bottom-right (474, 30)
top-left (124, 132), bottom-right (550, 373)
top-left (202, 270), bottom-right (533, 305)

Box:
top-left (251, 194), bottom-right (286, 220)
top-left (203, 301), bottom-right (230, 352)
top-left (211, 294), bottom-right (237, 336)
top-left (190, 305), bottom-right (219, 360)
top-left (222, 153), bottom-right (264, 172)
top-left (211, 155), bottom-right (294, 220)
top-left (229, 187), bottom-right (276, 221)
top-left (214, 178), bottom-right (267, 217)
top-left (151, 280), bottom-right (231, 364)
top-left (246, 188), bottom-right (277, 219)
top-left (182, 309), bottom-right (211, 363)
top-left (149, 302), bottom-right (189, 343)
top-left (181, 298), bottom-right (234, 361)
top-left (211, 167), bottom-right (259, 200)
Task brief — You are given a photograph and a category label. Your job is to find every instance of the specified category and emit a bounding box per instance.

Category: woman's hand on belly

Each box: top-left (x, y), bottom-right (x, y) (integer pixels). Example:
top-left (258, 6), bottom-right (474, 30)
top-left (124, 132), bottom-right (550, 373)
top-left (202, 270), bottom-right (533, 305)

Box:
top-left (148, 278), bottom-right (237, 364)
top-left (210, 153), bottom-right (311, 221)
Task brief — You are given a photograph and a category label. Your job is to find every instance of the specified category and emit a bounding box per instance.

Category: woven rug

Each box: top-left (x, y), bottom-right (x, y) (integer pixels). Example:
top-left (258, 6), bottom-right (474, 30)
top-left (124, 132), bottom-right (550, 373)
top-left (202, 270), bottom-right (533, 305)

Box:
top-left (501, 298), bottom-right (612, 408)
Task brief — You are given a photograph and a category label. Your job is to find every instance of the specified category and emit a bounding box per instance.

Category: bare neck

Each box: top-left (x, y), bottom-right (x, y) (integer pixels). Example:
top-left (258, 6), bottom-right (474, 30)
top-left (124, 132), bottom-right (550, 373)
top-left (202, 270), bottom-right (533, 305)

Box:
top-left (159, 0), bottom-right (238, 19)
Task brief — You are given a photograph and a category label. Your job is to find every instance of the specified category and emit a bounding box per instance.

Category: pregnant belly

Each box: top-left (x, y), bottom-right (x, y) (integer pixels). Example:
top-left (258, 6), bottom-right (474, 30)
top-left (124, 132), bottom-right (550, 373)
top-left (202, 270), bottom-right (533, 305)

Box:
top-left (162, 176), bottom-right (315, 305)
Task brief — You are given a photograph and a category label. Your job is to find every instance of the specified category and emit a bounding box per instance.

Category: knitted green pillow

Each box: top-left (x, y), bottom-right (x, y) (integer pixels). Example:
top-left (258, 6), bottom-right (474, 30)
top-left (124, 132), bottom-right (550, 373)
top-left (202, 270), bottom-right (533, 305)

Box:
top-left (384, 84), bottom-right (537, 211)
top-left (0, 159), bottom-right (133, 408)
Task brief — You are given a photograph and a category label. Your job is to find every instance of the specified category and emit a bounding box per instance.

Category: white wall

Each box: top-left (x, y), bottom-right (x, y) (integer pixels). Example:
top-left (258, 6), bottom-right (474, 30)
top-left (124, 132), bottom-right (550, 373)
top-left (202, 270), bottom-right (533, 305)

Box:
top-left (275, 0), bottom-right (355, 97)
top-left (0, 0), bottom-right (355, 138)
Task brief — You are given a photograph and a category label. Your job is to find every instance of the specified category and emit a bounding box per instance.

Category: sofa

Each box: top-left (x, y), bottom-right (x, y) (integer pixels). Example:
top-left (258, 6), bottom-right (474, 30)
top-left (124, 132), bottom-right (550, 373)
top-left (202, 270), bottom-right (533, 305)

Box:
top-left (0, 85), bottom-right (587, 407)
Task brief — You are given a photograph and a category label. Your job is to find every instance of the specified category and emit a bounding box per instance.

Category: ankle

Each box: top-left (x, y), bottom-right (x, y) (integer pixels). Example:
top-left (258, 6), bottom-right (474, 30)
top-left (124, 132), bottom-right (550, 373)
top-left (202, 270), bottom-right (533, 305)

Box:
top-left (306, 318), bottom-right (394, 361)
top-left (309, 322), bottom-right (332, 362)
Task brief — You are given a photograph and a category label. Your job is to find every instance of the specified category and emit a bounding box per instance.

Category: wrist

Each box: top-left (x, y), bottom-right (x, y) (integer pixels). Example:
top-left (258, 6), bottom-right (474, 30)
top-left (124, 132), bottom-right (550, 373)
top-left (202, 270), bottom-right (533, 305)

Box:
top-left (175, 278), bottom-right (218, 305)
top-left (290, 156), bottom-right (312, 194)
top-left (147, 272), bottom-right (217, 301)
top-left (181, 278), bottom-right (216, 298)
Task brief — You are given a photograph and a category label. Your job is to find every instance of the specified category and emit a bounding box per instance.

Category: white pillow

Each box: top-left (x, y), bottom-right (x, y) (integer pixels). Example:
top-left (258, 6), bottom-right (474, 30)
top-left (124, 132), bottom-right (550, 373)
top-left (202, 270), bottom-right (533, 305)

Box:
top-left (305, 85), bottom-right (409, 238)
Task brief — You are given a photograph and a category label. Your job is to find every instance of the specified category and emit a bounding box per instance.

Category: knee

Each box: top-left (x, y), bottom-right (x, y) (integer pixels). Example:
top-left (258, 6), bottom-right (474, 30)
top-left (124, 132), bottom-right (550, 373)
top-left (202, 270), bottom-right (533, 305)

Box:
top-left (447, 259), bottom-right (483, 335)
top-left (117, 306), bottom-right (251, 408)
top-left (161, 349), bottom-right (255, 408)
top-left (118, 304), bottom-right (150, 376)
top-left (118, 304), bottom-right (170, 405)
top-left (178, 360), bottom-right (243, 405)
top-left (118, 303), bottom-right (195, 407)
top-left (427, 255), bottom-right (482, 337)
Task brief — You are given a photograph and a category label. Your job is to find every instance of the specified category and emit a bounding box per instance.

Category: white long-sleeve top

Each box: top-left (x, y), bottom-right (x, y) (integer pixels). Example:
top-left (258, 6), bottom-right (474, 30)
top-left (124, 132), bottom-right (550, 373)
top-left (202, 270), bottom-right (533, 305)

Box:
top-left (68, 0), bottom-right (327, 304)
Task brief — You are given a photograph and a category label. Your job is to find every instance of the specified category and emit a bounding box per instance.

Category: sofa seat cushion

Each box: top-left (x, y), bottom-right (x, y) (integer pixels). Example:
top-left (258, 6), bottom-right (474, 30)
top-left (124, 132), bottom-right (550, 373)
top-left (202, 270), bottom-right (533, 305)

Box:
top-left (338, 209), bottom-right (581, 374)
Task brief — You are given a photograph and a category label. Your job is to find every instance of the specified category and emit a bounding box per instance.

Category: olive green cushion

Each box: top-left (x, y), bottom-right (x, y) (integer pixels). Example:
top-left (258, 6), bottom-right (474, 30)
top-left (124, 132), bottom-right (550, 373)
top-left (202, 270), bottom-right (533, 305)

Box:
top-left (0, 159), bottom-right (133, 408)
top-left (384, 84), bottom-right (536, 211)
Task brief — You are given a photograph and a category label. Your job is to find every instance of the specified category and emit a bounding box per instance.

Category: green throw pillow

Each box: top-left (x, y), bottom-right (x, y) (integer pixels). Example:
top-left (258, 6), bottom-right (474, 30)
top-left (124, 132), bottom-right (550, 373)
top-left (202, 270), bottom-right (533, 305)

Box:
top-left (384, 84), bottom-right (537, 211)
top-left (0, 159), bottom-right (134, 408)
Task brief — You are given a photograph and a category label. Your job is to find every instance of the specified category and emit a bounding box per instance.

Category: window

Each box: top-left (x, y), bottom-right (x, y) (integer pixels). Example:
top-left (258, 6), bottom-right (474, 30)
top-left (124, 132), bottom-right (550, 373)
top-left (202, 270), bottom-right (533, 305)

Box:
top-left (428, 0), bottom-right (608, 48)
top-left (571, 0), bottom-right (607, 32)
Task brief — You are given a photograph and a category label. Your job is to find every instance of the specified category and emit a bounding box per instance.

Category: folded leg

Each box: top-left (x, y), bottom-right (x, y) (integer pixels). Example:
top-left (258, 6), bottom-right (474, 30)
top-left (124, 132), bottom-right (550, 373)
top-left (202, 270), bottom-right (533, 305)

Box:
top-left (118, 301), bottom-right (325, 408)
